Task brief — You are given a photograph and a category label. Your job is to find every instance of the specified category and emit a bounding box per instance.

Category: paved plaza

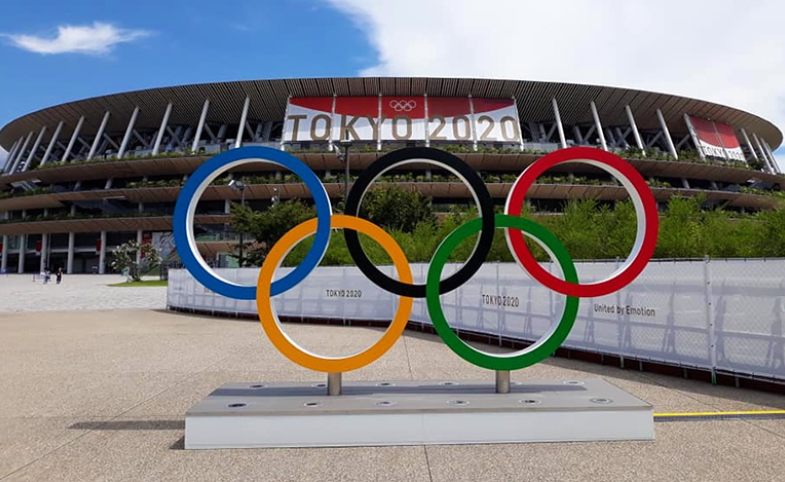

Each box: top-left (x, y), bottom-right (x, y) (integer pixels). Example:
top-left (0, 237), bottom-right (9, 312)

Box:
top-left (1, 274), bottom-right (785, 481)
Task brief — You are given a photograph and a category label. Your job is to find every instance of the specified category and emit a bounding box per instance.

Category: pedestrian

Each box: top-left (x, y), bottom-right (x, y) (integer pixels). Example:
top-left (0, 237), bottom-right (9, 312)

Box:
top-left (44, 269), bottom-right (51, 285)
top-left (56, 267), bottom-right (63, 285)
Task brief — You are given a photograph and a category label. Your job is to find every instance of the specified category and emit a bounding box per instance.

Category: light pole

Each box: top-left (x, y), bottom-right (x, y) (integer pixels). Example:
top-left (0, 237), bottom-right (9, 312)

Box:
top-left (228, 179), bottom-right (246, 267)
top-left (335, 134), bottom-right (353, 205)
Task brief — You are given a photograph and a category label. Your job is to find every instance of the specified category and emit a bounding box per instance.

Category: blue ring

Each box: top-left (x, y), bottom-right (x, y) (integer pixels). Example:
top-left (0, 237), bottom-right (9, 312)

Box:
top-left (173, 146), bottom-right (332, 300)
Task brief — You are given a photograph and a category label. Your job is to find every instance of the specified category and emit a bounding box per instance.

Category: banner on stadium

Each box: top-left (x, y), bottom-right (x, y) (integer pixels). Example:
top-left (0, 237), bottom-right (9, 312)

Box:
top-left (282, 96), bottom-right (522, 145)
top-left (684, 114), bottom-right (745, 162)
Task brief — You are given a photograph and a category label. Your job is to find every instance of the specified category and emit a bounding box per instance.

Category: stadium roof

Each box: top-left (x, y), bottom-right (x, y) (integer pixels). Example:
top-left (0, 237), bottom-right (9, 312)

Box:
top-left (1, 77), bottom-right (781, 150)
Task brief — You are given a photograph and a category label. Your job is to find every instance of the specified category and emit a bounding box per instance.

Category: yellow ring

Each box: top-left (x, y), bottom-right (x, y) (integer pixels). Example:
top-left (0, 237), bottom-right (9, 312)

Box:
top-left (256, 214), bottom-right (414, 372)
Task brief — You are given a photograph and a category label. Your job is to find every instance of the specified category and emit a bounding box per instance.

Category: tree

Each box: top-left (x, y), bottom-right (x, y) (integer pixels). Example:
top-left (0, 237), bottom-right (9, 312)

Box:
top-left (359, 185), bottom-right (436, 233)
top-left (110, 241), bottom-right (162, 282)
top-left (229, 200), bottom-right (315, 267)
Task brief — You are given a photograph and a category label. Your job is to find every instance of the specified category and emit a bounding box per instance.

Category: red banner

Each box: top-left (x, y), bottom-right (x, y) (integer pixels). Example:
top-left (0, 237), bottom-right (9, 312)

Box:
top-left (35, 240), bottom-right (42, 256)
top-left (95, 239), bottom-right (102, 254)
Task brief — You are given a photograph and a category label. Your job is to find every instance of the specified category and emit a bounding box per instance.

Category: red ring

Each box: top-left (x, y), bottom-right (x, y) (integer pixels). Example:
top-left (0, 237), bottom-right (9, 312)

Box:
top-left (505, 147), bottom-right (658, 298)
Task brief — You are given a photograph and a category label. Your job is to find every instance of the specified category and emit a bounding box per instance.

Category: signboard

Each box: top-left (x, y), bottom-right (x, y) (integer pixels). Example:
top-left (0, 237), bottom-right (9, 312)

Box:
top-left (283, 96), bottom-right (522, 145)
top-left (684, 115), bottom-right (745, 162)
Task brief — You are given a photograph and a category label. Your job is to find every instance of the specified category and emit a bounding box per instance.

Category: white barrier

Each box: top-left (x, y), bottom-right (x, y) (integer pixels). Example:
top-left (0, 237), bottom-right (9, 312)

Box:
top-left (167, 259), bottom-right (785, 381)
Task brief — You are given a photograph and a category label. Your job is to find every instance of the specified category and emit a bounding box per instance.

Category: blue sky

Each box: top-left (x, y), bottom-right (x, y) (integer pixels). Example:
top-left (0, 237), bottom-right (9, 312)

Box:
top-left (0, 0), bottom-right (783, 165)
top-left (0, 0), bottom-right (374, 127)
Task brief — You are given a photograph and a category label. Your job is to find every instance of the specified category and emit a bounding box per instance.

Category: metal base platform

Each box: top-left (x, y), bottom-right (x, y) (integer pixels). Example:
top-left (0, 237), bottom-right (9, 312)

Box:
top-left (184, 379), bottom-right (654, 449)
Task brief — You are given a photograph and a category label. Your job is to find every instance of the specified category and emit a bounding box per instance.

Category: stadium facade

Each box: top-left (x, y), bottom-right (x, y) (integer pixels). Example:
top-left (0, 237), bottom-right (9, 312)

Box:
top-left (0, 77), bottom-right (782, 274)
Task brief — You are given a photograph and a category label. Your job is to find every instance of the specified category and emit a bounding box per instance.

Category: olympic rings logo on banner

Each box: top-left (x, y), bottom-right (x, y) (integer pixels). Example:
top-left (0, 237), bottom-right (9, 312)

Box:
top-left (173, 146), bottom-right (659, 373)
top-left (389, 100), bottom-right (417, 112)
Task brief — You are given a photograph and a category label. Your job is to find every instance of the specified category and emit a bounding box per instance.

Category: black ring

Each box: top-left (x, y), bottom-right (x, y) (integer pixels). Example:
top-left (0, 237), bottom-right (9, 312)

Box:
top-left (344, 147), bottom-right (495, 298)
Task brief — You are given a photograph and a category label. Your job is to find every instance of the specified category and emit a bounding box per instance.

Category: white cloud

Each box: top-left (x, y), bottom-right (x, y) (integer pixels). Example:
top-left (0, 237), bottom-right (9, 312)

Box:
top-left (2, 22), bottom-right (150, 55)
top-left (327, 0), bottom-right (785, 146)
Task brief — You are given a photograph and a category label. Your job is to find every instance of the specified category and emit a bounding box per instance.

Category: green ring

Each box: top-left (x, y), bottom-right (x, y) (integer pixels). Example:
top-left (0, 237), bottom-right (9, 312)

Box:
top-left (426, 214), bottom-right (580, 371)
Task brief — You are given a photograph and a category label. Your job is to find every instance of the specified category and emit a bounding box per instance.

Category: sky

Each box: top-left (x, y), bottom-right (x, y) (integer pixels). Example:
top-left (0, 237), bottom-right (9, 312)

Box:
top-left (0, 0), bottom-right (783, 168)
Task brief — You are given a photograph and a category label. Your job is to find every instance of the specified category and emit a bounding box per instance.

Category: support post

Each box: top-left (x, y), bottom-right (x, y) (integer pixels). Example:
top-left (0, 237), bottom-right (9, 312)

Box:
top-left (22, 127), bottom-right (47, 171)
top-left (740, 128), bottom-right (759, 163)
top-left (763, 140), bottom-right (781, 174)
top-left (191, 98), bottom-right (210, 152)
top-left (590, 101), bottom-right (608, 151)
top-left (551, 98), bottom-right (567, 149)
top-left (10, 132), bottom-right (34, 173)
top-left (753, 133), bottom-right (775, 173)
top-left (235, 97), bottom-right (250, 149)
top-left (136, 230), bottom-right (143, 265)
top-left (704, 255), bottom-right (717, 385)
top-left (2, 139), bottom-right (21, 174)
top-left (41, 121), bottom-right (63, 167)
top-left (87, 111), bottom-right (111, 160)
top-left (0, 212), bottom-right (7, 271)
top-left (327, 372), bottom-right (342, 396)
top-left (625, 105), bottom-right (645, 154)
top-left (118, 107), bottom-right (140, 158)
top-left (152, 103), bottom-right (173, 156)
top-left (17, 218), bottom-right (26, 274)
top-left (495, 370), bottom-right (510, 394)
top-left (656, 109), bottom-right (678, 159)
top-left (62, 116), bottom-right (85, 162)
top-left (98, 231), bottom-right (107, 274)
top-left (39, 233), bottom-right (48, 273)
top-left (66, 232), bottom-right (75, 274)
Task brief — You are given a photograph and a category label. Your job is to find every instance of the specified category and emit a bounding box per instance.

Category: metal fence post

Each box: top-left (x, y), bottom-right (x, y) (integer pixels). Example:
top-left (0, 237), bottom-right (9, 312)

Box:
top-left (704, 255), bottom-right (717, 385)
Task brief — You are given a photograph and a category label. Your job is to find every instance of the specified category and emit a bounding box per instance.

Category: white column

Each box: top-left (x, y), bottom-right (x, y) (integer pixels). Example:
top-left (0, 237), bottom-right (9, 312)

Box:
top-left (625, 105), bottom-right (645, 153)
top-left (98, 231), bottom-right (107, 274)
top-left (656, 109), bottom-right (678, 160)
top-left (235, 97), bottom-right (250, 149)
top-left (551, 98), bottom-right (567, 149)
top-left (66, 233), bottom-right (75, 274)
top-left (152, 103), bottom-right (173, 156)
top-left (191, 98), bottom-right (211, 152)
top-left (40, 234), bottom-right (48, 272)
top-left (62, 116), bottom-right (85, 162)
top-left (763, 140), bottom-right (782, 174)
top-left (753, 133), bottom-right (776, 173)
top-left (87, 111), bottom-right (111, 160)
top-left (9, 132), bottom-right (34, 174)
top-left (118, 107), bottom-right (140, 158)
top-left (40, 121), bottom-right (63, 167)
top-left (2, 139), bottom-right (21, 174)
top-left (21, 127), bottom-right (47, 171)
top-left (17, 222), bottom-right (25, 273)
top-left (136, 230), bottom-right (143, 265)
top-left (589, 101), bottom-right (607, 151)
top-left (740, 128), bottom-right (759, 163)
top-left (5, 137), bottom-right (26, 174)
top-left (0, 234), bottom-right (7, 272)
top-left (0, 212), bottom-right (7, 272)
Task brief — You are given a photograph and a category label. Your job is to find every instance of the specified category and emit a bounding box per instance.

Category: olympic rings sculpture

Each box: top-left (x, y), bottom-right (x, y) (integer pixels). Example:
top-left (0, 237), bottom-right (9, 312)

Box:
top-left (173, 145), bottom-right (658, 373)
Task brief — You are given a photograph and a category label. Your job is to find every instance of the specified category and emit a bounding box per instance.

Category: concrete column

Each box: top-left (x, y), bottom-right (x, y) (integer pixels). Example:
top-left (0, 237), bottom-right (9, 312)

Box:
top-left (40, 233), bottom-right (48, 272)
top-left (22, 127), bottom-right (47, 171)
top-left (136, 229), bottom-right (143, 265)
top-left (152, 103), bottom-right (173, 156)
top-left (191, 98), bottom-right (211, 152)
top-left (0, 234), bottom-right (7, 272)
top-left (590, 101), bottom-right (608, 151)
top-left (10, 132), bottom-right (34, 174)
top-left (41, 121), bottom-right (64, 167)
top-left (118, 107), bottom-right (140, 158)
top-left (740, 128), bottom-right (759, 163)
top-left (98, 231), bottom-right (107, 274)
top-left (551, 98), bottom-right (567, 149)
top-left (656, 109), bottom-right (678, 159)
top-left (235, 97), bottom-right (250, 149)
top-left (87, 111), bottom-right (111, 160)
top-left (66, 233), bottom-right (75, 274)
top-left (62, 116), bottom-right (85, 162)
top-left (625, 105), bottom-right (645, 153)
top-left (2, 140), bottom-right (20, 174)
top-left (17, 234), bottom-right (26, 274)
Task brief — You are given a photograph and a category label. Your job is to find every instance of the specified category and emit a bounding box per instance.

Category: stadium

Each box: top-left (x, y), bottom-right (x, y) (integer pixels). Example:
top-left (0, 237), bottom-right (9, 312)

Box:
top-left (0, 77), bottom-right (782, 274)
